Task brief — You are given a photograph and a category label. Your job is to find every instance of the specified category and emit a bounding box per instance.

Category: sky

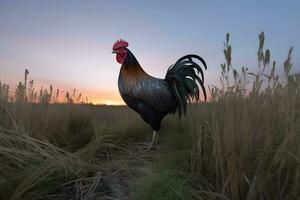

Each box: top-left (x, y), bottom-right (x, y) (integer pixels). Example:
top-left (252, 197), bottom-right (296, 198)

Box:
top-left (0, 0), bottom-right (299, 104)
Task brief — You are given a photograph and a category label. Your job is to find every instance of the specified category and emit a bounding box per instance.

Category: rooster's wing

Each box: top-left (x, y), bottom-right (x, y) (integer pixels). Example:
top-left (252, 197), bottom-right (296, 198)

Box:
top-left (131, 78), bottom-right (174, 113)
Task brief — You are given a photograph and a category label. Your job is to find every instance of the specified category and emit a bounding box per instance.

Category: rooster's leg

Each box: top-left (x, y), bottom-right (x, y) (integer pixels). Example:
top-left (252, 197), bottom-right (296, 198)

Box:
top-left (147, 130), bottom-right (157, 150)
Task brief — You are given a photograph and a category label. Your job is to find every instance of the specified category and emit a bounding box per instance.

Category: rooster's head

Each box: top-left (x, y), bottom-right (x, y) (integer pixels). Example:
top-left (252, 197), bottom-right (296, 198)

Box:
top-left (112, 39), bottom-right (129, 64)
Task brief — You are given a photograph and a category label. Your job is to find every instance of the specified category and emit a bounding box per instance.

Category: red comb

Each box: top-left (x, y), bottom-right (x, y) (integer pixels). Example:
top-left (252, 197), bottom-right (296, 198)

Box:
top-left (113, 39), bottom-right (128, 50)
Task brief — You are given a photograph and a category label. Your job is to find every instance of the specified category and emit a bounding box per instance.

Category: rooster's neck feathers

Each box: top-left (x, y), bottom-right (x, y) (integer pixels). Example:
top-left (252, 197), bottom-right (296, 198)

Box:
top-left (119, 50), bottom-right (152, 94)
top-left (121, 50), bottom-right (148, 76)
top-left (122, 50), bottom-right (141, 68)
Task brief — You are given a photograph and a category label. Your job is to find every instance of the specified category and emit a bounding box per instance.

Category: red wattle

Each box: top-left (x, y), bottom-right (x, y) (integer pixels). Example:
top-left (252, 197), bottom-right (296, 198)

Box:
top-left (116, 52), bottom-right (127, 64)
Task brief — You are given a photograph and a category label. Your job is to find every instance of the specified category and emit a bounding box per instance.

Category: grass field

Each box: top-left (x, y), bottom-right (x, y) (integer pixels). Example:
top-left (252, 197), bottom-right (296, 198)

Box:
top-left (0, 33), bottom-right (299, 199)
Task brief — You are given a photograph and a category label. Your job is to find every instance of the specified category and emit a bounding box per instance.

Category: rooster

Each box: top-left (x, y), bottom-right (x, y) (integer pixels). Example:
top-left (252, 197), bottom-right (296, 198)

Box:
top-left (112, 39), bottom-right (207, 149)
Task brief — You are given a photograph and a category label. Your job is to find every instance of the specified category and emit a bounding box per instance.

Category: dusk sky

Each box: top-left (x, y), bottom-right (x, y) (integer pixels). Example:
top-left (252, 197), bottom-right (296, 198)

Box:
top-left (1, 0), bottom-right (299, 104)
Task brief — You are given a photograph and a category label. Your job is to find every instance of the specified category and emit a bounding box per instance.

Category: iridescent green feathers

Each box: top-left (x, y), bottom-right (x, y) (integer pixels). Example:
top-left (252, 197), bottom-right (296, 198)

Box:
top-left (165, 54), bottom-right (207, 117)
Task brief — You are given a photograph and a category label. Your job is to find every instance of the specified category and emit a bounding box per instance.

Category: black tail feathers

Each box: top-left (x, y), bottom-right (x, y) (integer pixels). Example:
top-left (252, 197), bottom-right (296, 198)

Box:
top-left (165, 54), bottom-right (207, 117)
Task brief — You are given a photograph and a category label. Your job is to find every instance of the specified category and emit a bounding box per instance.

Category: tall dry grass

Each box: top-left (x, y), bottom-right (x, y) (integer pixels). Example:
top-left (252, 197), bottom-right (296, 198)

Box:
top-left (187, 32), bottom-right (300, 199)
top-left (0, 32), bottom-right (299, 200)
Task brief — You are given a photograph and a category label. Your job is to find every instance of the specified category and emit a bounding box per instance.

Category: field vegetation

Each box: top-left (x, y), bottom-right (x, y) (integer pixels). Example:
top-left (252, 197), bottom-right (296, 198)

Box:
top-left (0, 32), bottom-right (299, 200)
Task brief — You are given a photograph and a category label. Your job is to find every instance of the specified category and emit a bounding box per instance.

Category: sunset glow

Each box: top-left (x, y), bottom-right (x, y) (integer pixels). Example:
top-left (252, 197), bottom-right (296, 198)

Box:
top-left (1, 1), bottom-right (299, 105)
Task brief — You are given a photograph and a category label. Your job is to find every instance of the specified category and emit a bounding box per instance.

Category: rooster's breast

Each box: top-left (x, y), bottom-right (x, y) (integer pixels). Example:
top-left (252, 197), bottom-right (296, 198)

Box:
top-left (118, 71), bottom-right (175, 114)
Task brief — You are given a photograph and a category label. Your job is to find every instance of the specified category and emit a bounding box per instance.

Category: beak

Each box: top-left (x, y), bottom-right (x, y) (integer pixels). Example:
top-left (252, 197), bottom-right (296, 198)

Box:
top-left (112, 50), bottom-right (117, 54)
